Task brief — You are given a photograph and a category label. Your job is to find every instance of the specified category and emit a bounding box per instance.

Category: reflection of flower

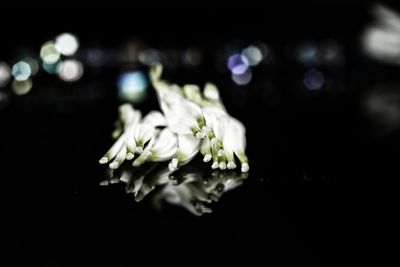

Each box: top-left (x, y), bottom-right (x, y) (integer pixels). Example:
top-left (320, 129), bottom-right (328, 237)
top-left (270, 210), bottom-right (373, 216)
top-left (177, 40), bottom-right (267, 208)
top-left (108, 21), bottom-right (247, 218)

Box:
top-left (100, 158), bottom-right (248, 215)
top-left (100, 64), bottom-right (249, 172)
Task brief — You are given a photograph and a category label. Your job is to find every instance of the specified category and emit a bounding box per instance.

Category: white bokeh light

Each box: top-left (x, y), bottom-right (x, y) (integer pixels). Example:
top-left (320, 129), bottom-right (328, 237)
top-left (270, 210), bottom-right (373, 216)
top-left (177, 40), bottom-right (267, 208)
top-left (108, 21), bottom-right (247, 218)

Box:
top-left (12, 61), bottom-right (31, 81)
top-left (0, 61), bottom-right (11, 87)
top-left (23, 57), bottom-right (39, 75)
top-left (232, 68), bottom-right (252, 86)
top-left (242, 45), bottom-right (263, 66)
top-left (58, 59), bottom-right (84, 82)
top-left (55, 33), bottom-right (79, 56)
top-left (40, 41), bottom-right (61, 64)
top-left (12, 78), bottom-right (33, 95)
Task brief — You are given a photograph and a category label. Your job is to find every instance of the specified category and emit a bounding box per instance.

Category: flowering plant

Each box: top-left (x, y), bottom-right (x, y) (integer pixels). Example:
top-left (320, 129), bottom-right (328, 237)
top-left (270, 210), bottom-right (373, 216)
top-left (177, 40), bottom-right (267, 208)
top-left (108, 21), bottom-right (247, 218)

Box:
top-left (99, 64), bottom-right (249, 173)
top-left (99, 64), bottom-right (249, 214)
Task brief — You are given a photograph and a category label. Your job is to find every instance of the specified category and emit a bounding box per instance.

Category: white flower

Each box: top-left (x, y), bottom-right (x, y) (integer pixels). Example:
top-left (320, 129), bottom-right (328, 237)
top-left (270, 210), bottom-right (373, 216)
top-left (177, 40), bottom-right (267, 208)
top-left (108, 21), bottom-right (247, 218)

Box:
top-left (125, 110), bottom-right (166, 160)
top-left (202, 106), bottom-right (230, 170)
top-left (98, 133), bottom-right (126, 165)
top-left (148, 128), bottom-right (177, 161)
top-left (152, 65), bottom-right (210, 139)
top-left (222, 117), bottom-right (249, 172)
top-left (183, 84), bottom-right (203, 105)
top-left (132, 128), bottom-right (177, 167)
top-left (100, 64), bottom-right (249, 176)
top-left (161, 93), bottom-right (208, 139)
top-left (133, 123), bottom-right (155, 153)
top-left (124, 109), bottom-right (142, 159)
top-left (108, 145), bottom-right (127, 169)
top-left (200, 137), bottom-right (212, 162)
top-left (119, 104), bottom-right (138, 129)
top-left (168, 134), bottom-right (201, 171)
top-left (111, 104), bottom-right (137, 139)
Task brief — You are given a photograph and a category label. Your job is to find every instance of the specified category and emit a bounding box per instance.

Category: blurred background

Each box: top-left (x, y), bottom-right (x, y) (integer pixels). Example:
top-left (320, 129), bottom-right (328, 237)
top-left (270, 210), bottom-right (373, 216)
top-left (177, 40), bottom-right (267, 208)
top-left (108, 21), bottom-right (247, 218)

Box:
top-left (2, 1), bottom-right (397, 266)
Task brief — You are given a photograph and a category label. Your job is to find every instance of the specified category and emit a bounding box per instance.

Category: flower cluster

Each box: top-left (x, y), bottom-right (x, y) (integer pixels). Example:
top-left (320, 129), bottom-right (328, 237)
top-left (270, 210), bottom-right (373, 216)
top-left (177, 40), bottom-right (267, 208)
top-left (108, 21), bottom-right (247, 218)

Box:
top-left (99, 64), bottom-right (249, 173)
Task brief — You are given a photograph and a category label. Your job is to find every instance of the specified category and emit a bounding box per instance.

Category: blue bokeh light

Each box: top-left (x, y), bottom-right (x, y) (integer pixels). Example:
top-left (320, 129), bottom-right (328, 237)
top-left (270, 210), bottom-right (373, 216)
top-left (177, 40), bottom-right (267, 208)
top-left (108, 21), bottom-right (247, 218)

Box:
top-left (227, 54), bottom-right (249, 75)
top-left (117, 71), bottom-right (148, 103)
top-left (303, 69), bottom-right (325, 90)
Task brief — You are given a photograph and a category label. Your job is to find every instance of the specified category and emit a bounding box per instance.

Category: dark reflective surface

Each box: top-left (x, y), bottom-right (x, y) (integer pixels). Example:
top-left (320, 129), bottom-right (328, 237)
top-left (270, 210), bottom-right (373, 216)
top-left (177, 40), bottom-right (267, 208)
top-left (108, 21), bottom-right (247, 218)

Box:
top-left (2, 2), bottom-right (393, 266)
top-left (100, 157), bottom-right (248, 215)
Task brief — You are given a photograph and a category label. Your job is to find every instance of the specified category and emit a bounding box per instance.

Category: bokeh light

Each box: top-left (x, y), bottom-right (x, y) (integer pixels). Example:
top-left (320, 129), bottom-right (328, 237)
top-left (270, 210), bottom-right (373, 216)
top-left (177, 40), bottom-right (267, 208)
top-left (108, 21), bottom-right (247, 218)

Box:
top-left (58, 59), bottom-right (84, 82)
top-left (23, 57), bottom-right (39, 75)
top-left (43, 61), bottom-right (61, 74)
top-left (366, 92), bottom-right (400, 125)
top-left (318, 40), bottom-right (339, 62)
top-left (85, 48), bottom-right (108, 68)
top-left (363, 86), bottom-right (400, 136)
top-left (232, 68), bottom-right (252, 85)
top-left (40, 41), bottom-right (61, 64)
top-left (138, 49), bottom-right (163, 66)
top-left (123, 41), bottom-right (140, 63)
top-left (227, 54), bottom-right (249, 75)
top-left (11, 61), bottom-right (31, 81)
top-left (253, 41), bottom-right (270, 60)
top-left (0, 91), bottom-right (10, 109)
top-left (55, 33), bottom-right (79, 56)
top-left (117, 71), bottom-right (148, 103)
top-left (296, 43), bottom-right (318, 65)
top-left (12, 78), bottom-right (32, 95)
top-left (303, 69), bottom-right (324, 90)
top-left (183, 47), bottom-right (202, 66)
top-left (363, 5), bottom-right (400, 64)
top-left (0, 61), bottom-right (11, 87)
top-left (242, 45), bottom-right (263, 66)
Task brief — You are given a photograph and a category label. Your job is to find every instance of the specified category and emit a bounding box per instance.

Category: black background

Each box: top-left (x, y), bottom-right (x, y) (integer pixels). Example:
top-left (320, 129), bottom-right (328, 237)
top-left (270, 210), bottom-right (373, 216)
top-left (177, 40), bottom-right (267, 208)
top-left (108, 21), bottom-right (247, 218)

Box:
top-left (2, 1), bottom-right (396, 266)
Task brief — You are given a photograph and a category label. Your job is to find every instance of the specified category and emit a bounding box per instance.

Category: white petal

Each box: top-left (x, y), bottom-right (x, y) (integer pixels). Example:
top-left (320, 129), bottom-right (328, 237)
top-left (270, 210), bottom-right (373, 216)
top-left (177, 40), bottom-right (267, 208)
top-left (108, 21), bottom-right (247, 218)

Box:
top-left (211, 161), bottom-right (219, 169)
top-left (168, 120), bottom-right (196, 135)
top-left (219, 162), bottom-right (227, 170)
top-left (118, 104), bottom-right (134, 122)
top-left (182, 100), bottom-right (203, 118)
top-left (227, 161), bottom-right (237, 169)
top-left (225, 117), bottom-right (246, 153)
top-left (203, 154), bottom-right (212, 162)
top-left (170, 134), bottom-right (201, 168)
top-left (126, 152), bottom-right (135, 160)
top-left (223, 117), bottom-right (249, 172)
top-left (119, 104), bottom-right (140, 130)
top-left (109, 146), bottom-right (127, 169)
top-left (148, 128), bottom-right (177, 161)
top-left (134, 123), bottom-right (155, 148)
top-left (99, 133), bottom-right (126, 164)
top-left (203, 83), bottom-right (220, 101)
top-left (125, 110), bottom-right (142, 153)
top-left (200, 137), bottom-right (212, 155)
top-left (202, 106), bottom-right (228, 139)
top-left (241, 162), bottom-right (249, 173)
top-left (142, 110), bottom-right (167, 127)
top-left (149, 63), bottom-right (163, 83)
top-left (183, 84), bottom-right (202, 104)
top-left (155, 83), bottom-right (184, 110)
